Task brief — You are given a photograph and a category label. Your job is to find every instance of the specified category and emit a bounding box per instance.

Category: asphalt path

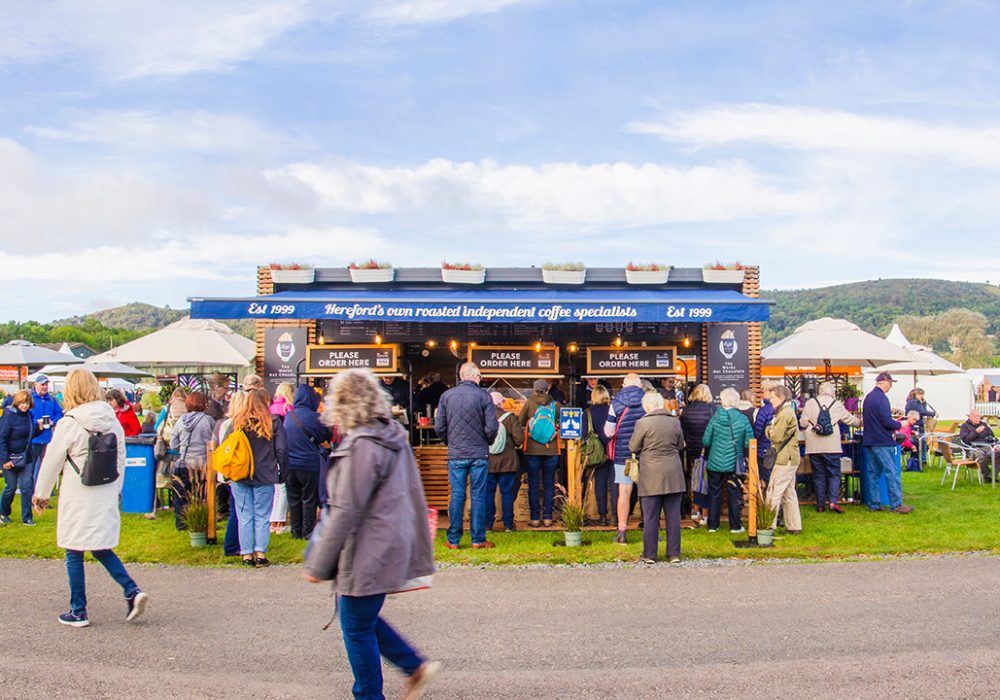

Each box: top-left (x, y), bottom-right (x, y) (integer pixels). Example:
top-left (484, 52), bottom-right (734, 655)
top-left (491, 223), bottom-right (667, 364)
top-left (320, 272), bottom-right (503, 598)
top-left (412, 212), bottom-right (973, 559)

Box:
top-left (3, 555), bottom-right (1000, 699)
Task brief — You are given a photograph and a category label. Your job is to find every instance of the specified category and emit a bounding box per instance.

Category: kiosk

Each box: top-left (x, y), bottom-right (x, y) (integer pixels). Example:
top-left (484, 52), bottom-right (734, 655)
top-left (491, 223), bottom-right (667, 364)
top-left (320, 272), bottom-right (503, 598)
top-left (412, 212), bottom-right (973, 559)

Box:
top-left (190, 265), bottom-right (773, 513)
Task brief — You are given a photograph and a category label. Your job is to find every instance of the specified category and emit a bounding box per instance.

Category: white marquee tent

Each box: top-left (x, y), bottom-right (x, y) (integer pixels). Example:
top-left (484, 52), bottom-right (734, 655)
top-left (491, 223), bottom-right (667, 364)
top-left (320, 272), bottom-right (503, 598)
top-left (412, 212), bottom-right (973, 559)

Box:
top-left (92, 318), bottom-right (255, 370)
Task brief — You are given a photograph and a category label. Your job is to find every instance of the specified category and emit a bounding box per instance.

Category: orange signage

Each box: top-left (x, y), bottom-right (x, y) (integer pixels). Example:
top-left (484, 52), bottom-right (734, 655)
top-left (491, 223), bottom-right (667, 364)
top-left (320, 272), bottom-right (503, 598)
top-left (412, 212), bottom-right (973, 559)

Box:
top-left (762, 365), bottom-right (862, 377)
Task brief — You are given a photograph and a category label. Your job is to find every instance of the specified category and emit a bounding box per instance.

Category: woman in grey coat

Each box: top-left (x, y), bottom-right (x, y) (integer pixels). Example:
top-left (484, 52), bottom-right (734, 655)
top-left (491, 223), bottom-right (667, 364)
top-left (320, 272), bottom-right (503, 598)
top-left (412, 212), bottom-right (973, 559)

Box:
top-left (304, 369), bottom-right (439, 700)
top-left (629, 392), bottom-right (686, 564)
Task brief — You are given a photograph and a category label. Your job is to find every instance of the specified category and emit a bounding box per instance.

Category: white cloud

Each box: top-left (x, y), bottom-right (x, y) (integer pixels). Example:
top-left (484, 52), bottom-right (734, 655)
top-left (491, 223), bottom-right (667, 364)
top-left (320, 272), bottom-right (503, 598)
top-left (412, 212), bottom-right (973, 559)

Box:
top-left (26, 110), bottom-right (286, 155)
top-left (366, 0), bottom-right (539, 24)
top-left (630, 104), bottom-right (1000, 168)
top-left (0, 0), bottom-right (314, 80)
top-left (268, 157), bottom-right (817, 229)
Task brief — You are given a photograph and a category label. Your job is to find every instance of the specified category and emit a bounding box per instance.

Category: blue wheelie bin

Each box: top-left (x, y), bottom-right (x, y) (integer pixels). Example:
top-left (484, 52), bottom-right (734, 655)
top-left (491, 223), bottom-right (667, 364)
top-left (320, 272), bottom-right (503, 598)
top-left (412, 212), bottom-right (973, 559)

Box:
top-left (122, 435), bottom-right (157, 513)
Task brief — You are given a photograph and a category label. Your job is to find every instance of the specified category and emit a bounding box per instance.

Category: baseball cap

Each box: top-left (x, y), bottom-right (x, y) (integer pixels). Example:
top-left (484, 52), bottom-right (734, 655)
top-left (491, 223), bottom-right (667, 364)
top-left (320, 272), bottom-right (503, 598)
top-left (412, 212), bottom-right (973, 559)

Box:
top-left (875, 371), bottom-right (895, 383)
top-left (30, 373), bottom-right (51, 384)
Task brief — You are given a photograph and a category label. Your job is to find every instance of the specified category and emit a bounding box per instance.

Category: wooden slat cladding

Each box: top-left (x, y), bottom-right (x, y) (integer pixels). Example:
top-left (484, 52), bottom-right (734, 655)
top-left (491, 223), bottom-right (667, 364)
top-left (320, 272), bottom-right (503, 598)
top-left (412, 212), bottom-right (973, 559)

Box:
top-left (254, 266), bottom-right (317, 377)
top-left (742, 266), bottom-right (763, 399)
top-left (414, 446), bottom-right (450, 510)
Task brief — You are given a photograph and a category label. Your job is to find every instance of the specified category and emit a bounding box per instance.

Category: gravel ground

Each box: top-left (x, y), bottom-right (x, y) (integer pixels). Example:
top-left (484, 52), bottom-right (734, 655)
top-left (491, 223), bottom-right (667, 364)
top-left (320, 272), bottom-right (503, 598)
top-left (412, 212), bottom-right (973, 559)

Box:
top-left (3, 555), bottom-right (1000, 699)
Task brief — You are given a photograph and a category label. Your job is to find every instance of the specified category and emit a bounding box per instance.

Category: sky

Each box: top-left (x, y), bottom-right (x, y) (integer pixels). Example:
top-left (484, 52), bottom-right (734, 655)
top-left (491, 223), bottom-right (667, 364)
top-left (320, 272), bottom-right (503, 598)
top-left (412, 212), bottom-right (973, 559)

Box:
top-left (1, 0), bottom-right (999, 322)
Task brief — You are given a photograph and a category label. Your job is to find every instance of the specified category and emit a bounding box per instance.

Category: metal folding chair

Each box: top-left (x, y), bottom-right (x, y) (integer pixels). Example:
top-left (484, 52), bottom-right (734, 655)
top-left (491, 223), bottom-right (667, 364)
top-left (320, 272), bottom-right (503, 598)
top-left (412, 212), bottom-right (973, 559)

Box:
top-left (939, 440), bottom-right (982, 490)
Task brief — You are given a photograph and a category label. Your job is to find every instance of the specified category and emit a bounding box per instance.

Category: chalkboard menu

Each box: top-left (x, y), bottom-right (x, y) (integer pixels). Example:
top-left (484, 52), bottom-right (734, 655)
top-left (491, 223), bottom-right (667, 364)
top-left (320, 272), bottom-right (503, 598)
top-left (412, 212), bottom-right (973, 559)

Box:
top-left (587, 346), bottom-right (677, 375)
top-left (469, 346), bottom-right (560, 375)
top-left (305, 344), bottom-right (399, 374)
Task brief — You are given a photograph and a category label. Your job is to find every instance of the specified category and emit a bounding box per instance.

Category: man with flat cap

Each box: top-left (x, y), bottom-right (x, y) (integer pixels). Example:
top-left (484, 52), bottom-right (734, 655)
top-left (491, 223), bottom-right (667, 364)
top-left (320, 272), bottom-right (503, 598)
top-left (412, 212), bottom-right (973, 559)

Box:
top-left (862, 372), bottom-right (913, 514)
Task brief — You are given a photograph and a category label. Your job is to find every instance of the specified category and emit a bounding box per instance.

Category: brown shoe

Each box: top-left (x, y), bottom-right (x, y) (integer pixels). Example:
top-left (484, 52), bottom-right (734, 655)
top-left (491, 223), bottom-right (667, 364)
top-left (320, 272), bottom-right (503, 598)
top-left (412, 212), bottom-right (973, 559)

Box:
top-left (891, 505), bottom-right (914, 514)
top-left (443, 542), bottom-right (459, 549)
top-left (542, 519), bottom-right (553, 527)
top-left (528, 520), bottom-right (540, 527)
top-left (471, 541), bottom-right (496, 549)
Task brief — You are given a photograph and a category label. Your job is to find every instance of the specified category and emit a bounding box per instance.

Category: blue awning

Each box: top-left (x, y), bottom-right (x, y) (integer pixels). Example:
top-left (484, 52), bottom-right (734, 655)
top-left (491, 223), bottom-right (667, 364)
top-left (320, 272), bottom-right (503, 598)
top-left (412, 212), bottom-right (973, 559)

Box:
top-left (189, 288), bottom-right (771, 324)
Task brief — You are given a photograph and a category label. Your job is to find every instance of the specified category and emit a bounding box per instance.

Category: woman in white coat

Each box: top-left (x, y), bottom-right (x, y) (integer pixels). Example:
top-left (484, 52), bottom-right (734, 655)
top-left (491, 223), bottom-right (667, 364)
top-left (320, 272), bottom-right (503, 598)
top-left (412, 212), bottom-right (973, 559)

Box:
top-left (33, 368), bottom-right (150, 628)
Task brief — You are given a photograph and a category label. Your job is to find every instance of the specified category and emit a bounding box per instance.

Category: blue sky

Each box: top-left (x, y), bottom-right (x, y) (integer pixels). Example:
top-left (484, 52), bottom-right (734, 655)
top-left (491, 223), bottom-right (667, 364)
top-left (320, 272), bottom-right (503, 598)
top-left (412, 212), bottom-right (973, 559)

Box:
top-left (1, 0), bottom-right (999, 322)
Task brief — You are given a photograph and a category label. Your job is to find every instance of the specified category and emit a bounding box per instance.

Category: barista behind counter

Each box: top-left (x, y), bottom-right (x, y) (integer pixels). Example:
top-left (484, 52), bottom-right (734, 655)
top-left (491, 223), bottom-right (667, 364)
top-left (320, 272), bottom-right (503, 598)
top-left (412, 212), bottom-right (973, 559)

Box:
top-left (380, 374), bottom-right (411, 423)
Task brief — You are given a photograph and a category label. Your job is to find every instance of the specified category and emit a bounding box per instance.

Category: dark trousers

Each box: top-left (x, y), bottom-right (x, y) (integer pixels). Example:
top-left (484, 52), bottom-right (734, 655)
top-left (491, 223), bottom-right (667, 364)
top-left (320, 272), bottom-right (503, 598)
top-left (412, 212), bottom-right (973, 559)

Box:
top-left (592, 461), bottom-right (613, 517)
top-left (286, 469), bottom-right (320, 539)
top-left (339, 593), bottom-right (424, 699)
top-left (811, 453), bottom-right (842, 506)
top-left (1, 466), bottom-right (34, 522)
top-left (525, 455), bottom-right (558, 521)
top-left (707, 471), bottom-right (742, 531)
top-left (485, 471), bottom-right (517, 529)
top-left (224, 494), bottom-right (241, 556)
top-left (640, 493), bottom-right (682, 560)
top-left (171, 467), bottom-right (190, 531)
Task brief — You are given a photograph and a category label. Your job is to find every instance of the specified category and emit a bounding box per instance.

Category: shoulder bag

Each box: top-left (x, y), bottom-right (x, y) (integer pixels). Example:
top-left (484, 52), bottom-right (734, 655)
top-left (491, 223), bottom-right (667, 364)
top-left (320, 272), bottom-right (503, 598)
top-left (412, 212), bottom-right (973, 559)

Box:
top-left (762, 411), bottom-right (796, 472)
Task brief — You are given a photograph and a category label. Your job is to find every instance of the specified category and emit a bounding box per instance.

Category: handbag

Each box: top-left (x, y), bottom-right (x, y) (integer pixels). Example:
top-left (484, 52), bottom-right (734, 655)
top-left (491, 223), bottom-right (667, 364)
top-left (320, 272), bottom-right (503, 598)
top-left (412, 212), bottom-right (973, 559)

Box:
top-left (763, 426), bottom-right (796, 471)
top-left (606, 407), bottom-right (629, 463)
top-left (624, 452), bottom-right (640, 482)
top-left (727, 411), bottom-right (747, 476)
top-left (693, 456), bottom-right (709, 495)
top-left (580, 411), bottom-right (607, 467)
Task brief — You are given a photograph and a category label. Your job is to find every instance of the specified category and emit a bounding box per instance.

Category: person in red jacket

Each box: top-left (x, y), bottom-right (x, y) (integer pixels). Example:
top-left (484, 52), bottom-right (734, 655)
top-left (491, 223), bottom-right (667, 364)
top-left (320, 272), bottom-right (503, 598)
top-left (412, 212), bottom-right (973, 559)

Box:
top-left (106, 389), bottom-right (141, 437)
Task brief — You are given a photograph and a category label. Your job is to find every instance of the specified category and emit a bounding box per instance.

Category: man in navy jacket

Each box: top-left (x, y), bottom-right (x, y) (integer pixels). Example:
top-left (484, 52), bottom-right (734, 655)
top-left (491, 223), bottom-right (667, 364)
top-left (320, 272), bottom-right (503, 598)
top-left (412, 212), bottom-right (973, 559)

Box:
top-left (862, 372), bottom-right (912, 513)
top-left (283, 385), bottom-right (332, 539)
top-left (29, 374), bottom-right (63, 488)
top-left (435, 362), bottom-right (498, 550)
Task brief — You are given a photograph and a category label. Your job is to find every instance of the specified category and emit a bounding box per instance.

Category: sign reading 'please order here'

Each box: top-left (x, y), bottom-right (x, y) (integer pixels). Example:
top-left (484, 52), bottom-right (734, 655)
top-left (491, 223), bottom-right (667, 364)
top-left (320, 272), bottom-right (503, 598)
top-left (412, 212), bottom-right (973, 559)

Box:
top-left (305, 344), bottom-right (399, 374)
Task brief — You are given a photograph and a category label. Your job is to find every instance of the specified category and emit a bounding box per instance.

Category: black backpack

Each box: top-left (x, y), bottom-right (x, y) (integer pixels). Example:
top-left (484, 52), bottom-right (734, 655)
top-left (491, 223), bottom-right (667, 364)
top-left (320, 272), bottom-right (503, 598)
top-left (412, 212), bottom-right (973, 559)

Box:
top-left (812, 399), bottom-right (835, 437)
top-left (66, 416), bottom-right (120, 486)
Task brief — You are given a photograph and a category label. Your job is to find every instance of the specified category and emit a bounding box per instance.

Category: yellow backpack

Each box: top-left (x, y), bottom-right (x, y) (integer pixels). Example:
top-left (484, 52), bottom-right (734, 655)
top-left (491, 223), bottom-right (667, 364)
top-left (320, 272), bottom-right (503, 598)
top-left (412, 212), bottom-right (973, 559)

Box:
top-left (213, 429), bottom-right (254, 481)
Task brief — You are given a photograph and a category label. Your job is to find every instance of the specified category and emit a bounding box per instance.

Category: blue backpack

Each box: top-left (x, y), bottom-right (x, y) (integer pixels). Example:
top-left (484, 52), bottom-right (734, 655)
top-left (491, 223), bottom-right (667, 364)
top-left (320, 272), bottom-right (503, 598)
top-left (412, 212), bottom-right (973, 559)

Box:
top-left (528, 404), bottom-right (557, 445)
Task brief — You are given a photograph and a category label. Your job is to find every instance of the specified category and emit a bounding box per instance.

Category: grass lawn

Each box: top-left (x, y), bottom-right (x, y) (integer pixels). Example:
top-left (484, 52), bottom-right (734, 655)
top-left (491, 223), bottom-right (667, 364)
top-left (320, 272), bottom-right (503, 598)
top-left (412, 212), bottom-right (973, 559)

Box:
top-left (2, 467), bottom-right (998, 567)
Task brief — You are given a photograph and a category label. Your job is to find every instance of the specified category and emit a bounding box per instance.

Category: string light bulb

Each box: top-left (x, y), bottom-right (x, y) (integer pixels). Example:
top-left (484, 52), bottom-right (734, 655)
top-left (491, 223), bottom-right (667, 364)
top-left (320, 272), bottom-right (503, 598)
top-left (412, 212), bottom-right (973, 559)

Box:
top-left (614, 336), bottom-right (623, 348)
top-left (449, 339), bottom-right (459, 351)
top-left (373, 334), bottom-right (382, 345)
top-left (426, 339), bottom-right (437, 348)
top-left (318, 334), bottom-right (325, 344)
top-left (568, 342), bottom-right (578, 354)
top-left (682, 337), bottom-right (691, 349)
top-left (534, 340), bottom-right (543, 352)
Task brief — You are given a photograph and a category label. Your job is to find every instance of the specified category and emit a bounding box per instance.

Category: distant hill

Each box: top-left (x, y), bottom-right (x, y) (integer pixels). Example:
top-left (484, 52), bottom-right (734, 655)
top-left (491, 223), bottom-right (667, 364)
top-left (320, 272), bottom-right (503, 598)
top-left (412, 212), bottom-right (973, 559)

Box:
top-left (55, 302), bottom-right (185, 331)
top-left (54, 302), bottom-right (255, 339)
top-left (762, 279), bottom-right (1000, 345)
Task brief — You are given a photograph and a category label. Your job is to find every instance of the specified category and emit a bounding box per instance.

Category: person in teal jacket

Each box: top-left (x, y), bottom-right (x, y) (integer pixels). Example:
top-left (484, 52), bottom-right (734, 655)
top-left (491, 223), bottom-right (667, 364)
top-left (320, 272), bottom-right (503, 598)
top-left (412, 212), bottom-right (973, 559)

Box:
top-left (701, 388), bottom-right (752, 533)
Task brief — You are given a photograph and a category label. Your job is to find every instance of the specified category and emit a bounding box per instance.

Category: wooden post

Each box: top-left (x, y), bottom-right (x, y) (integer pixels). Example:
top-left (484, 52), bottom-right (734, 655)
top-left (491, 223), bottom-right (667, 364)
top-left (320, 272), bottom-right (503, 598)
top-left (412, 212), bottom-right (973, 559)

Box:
top-left (747, 438), bottom-right (758, 539)
top-left (566, 439), bottom-right (582, 507)
top-left (206, 447), bottom-right (217, 544)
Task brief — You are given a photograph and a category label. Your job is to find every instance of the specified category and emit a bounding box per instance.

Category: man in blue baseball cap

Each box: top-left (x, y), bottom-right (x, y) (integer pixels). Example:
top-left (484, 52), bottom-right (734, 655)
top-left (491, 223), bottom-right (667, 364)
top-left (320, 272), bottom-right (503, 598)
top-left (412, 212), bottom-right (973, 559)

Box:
top-left (862, 372), bottom-right (913, 514)
top-left (29, 373), bottom-right (63, 494)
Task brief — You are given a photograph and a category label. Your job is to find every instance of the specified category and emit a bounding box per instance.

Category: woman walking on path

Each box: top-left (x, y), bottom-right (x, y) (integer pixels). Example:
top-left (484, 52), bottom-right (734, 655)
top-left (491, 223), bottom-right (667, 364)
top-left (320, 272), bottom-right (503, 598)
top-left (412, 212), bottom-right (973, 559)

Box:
top-left (229, 388), bottom-right (287, 567)
top-left (305, 369), bottom-right (439, 700)
top-left (0, 389), bottom-right (36, 525)
top-left (32, 368), bottom-right (149, 628)
top-left (629, 392), bottom-right (686, 563)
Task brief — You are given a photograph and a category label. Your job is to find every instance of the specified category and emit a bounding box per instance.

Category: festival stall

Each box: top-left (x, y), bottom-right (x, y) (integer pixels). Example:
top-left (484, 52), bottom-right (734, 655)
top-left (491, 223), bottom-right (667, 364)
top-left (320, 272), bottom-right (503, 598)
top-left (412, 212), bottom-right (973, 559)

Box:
top-left (189, 265), bottom-right (772, 510)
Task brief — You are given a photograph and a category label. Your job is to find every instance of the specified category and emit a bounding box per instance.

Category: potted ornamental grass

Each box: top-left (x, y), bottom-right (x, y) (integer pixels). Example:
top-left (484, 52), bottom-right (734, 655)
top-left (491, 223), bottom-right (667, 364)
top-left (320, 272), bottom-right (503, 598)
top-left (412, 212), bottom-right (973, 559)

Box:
top-left (441, 262), bottom-right (486, 284)
top-left (541, 262), bottom-right (586, 285)
top-left (349, 259), bottom-right (394, 283)
top-left (702, 261), bottom-right (746, 284)
top-left (625, 262), bottom-right (671, 285)
top-left (752, 480), bottom-right (779, 546)
top-left (179, 468), bottom-right (210, 548)
top-left (555, 485), bottom-right (585, 546)
top-left (269, 263), bottom-right (315, 284)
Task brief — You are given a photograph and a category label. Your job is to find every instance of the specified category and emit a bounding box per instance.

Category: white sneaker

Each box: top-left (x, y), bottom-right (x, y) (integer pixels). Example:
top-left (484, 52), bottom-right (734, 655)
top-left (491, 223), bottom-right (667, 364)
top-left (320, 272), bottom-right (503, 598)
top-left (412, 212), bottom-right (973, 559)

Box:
top-left (404, 660), bottom-right (441, 700)
top-left (708, 528), bottom-right (718, 533)
top-left (126, 591), bottom-right (149, 621)
top-left (730, 527), bottom-right (746, 534)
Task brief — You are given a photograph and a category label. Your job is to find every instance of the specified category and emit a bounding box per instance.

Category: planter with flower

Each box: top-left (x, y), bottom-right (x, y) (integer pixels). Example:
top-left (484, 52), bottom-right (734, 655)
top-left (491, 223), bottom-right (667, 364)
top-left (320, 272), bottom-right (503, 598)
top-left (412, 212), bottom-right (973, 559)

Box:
top-left (269, 263), bottom-right (314, 284)
top-left (625, 262), bottom-right (671, 285)
top-left (541, 262), bottom-right (586, 285)
top-left (441, 262), bottom-right (485, 284)
top-left (349, 260), bottom-right (394, 283)
top-left (702, 261), bottom-right (746, 284)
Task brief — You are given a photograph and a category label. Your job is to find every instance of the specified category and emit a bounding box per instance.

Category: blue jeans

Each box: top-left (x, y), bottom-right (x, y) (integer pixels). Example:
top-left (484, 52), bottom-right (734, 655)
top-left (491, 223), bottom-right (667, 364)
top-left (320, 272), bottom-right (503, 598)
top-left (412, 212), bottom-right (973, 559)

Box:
top-left (525, 455), bottom-right (558, 521)
top-left (224, 484), bottom-right (241, 556)
top-left (230, 481), bottom-right (274, 554)
top-left (30, 444), bottom-right (47, 493)
top-left (864, 446), bottom-right (903, 510)
top-left (484, 472), bottom-right (518, 530)
top-left (66, 549), bottom-right (139, 615)
top-left (447, 459), bottom-right (489, 545)
top-left (2, 466), bottom-right (34, 522)
top-left (339, 593), bottom-right (424, 699)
